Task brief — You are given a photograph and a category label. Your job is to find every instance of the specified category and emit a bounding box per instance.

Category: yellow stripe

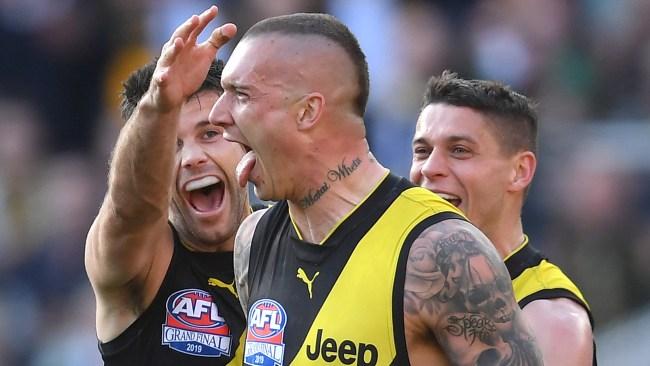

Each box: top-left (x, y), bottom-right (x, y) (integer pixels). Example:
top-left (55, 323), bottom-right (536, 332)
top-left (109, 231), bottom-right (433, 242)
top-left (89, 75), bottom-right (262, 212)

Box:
top-left (225, 330), bottom-right (247, 365)
top-left (512, 259), bottom-right (590, 309)
top-left (291, 187), bottom-right (461, 364)
top-left (503, 235), bottom-right (529, 261)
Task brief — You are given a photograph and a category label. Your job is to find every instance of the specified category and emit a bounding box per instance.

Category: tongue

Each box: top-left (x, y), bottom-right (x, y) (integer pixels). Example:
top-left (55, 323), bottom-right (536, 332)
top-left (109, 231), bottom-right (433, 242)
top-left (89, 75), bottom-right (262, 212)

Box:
top-left (189, 186), bottom-right (223, 212)
top-left (236, 150), bottom-right (257, 187)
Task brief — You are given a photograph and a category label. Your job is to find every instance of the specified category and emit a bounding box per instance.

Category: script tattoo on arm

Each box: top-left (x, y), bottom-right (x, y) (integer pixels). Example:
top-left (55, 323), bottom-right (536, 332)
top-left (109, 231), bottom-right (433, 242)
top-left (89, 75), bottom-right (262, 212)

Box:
top-left (298, 157), bottom-right (362, 208)
top-left (404, 219), bottom-right (542, 365)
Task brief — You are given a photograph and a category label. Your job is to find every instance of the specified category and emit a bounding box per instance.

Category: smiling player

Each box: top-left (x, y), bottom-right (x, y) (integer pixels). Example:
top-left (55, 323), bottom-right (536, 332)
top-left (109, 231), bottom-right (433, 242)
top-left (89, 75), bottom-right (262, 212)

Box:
top-left (85, 7), bottom-right (249, 365)
top-left (410, 71), bottom-right (595, 365)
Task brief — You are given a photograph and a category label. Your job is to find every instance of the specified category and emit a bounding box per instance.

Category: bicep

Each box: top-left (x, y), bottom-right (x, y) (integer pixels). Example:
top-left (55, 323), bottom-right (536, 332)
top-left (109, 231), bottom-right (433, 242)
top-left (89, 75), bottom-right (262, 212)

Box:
top-left (85, 201), bottom-right (170, 290)
top-left (523, 298), bottom-right (594, 365)
top-left (404, 219), bottom-right (542, 365)
top-left (234, 208), bottom-right (267, 313)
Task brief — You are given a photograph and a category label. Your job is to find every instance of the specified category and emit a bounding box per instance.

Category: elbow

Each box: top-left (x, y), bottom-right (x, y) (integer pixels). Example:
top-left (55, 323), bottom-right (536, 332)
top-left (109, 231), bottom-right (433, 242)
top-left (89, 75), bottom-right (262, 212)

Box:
top-left (111, 201), bottom-right (167, 230)
top-left (98, 194), bottom-right (167, 235)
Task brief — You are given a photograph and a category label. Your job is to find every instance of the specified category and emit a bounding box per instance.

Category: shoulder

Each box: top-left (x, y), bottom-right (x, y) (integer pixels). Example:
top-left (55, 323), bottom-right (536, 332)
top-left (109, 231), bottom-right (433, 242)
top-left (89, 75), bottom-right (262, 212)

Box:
top-left (523, 298), bottom-right (594, 364)
top-left (237, 207), bottom-right (269, 243)
top-left (408, 218), bottom-right (497, 266)
top-left (404, 218), bottom-right (543, 364)
top-left (405, 218), bottom-right (504, 312)
top-left (513, 256), bottom-right (590, 309)
top-left (523, 298), bottom-right (593, 336)
top-left (234, 208), bottom-right (269, 313)
top-left (400, 186), bottom-right (466, 217)
top-left (234, 208), bottom-right (269, 271)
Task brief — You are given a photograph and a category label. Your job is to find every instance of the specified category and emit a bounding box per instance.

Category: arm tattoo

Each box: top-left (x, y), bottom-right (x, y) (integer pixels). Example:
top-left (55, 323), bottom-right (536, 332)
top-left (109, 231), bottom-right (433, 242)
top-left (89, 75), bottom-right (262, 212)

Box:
top-left (445, 313), bottom-right (496, 345)
top-left (298, 157), bottom-right (362, 208)
top-left (234, 209), bottom-right (267, 313)
top-left (405, 219), bottom-right (542, 365)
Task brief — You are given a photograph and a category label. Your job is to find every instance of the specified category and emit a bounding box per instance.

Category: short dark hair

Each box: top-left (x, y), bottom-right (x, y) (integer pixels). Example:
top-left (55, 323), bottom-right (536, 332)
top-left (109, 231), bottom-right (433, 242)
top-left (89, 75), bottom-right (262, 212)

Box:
top-left (120, 58), bottom-right (225, 121)
top-left (422, 70), bottom-right (538, 155)
top-left (242, 13), bottom-right (369, 117)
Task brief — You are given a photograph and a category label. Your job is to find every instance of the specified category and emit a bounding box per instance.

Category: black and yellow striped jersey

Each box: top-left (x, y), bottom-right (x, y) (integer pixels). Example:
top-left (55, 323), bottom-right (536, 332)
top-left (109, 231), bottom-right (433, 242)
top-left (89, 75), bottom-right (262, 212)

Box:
top-left (504, 237), bottom-right (596, 365)
top-left (242, 173), bottom-right (464, 366)
top-left (504, 237), bottom-right (592, 325)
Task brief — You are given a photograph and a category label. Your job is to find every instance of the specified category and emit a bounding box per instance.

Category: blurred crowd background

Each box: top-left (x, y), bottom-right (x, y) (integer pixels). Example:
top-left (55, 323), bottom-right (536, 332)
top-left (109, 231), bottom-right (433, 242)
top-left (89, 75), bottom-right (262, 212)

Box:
top-left (0, 0), bottom-right (648, 364)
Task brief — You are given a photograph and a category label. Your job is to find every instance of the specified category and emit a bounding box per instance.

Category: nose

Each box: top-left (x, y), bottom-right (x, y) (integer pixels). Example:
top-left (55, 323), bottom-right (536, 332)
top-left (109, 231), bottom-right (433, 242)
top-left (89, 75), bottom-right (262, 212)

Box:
top-left (180, 141), bottom-right (208, 169)
top-left (419, 148), bottom-right (449, 181)
top-left (209, 92), bottom-right (233, 129)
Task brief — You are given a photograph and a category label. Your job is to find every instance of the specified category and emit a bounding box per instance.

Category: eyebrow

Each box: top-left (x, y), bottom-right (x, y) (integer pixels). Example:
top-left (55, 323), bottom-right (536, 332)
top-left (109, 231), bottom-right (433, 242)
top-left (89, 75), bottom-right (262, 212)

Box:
top-left (446, 135), bottom-right (478, 144)
top-left (412, 136), bottom-right (430, 146)
top-left (412, 134), bottom-right (478, 146)
top-left (223, 79), bottom-right (252, 91)
top-left (194, 120), bottom-right (212, 130)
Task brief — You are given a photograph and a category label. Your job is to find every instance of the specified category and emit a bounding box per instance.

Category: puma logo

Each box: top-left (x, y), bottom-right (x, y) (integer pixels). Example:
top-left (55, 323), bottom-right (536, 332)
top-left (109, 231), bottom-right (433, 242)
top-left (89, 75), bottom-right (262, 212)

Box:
top-left (208, 277), bottom-right (238, 298)
top-left (297, 268), bottom-right (319, 299)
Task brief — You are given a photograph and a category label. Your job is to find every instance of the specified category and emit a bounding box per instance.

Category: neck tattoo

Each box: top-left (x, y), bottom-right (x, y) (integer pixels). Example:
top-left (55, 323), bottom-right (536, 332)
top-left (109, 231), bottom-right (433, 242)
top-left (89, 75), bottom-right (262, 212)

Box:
top-left (298, 157), bottom-right (362, 208)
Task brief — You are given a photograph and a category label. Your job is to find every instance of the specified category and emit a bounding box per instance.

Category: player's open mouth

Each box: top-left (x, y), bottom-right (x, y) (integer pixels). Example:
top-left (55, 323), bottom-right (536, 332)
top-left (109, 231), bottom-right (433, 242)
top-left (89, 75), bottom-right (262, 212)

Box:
top-left (436, 192), bottom-right (461, 207)
top-left (185, 176), bottom-right (225, 213)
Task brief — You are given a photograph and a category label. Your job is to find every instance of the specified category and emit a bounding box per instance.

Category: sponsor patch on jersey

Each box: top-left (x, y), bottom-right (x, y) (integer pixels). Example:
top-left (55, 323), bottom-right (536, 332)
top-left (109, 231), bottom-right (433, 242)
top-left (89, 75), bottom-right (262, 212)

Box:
top-left (244, 299), bottom-right (287, 366)
top-left (162, 289), bottom-right (231, 357)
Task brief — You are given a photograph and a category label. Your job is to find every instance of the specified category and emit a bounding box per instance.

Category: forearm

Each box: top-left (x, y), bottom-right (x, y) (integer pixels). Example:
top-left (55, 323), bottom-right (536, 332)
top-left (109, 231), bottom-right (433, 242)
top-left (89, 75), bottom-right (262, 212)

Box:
top-left (88, 93), bottom-right (178, 288)
top-left (107, 92), bottom-right (180, 226)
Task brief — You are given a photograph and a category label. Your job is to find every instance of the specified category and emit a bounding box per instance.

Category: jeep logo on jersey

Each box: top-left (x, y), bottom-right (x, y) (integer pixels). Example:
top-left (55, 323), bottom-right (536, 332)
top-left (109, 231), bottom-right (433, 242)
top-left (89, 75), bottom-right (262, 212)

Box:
top-left (162, 289), bottom-right (232, 357)
top-left (306, 329), bottom-right (378, 366)
top-left (244, 299), bottom-right (287, 366)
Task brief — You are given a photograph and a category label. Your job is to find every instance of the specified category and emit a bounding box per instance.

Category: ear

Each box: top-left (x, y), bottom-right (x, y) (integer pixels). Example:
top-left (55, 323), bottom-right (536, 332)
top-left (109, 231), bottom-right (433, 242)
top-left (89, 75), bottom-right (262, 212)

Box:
top-left (296, 92), bottom-right (324, 131)
top-left (508, 151), bottom-right (536, 193)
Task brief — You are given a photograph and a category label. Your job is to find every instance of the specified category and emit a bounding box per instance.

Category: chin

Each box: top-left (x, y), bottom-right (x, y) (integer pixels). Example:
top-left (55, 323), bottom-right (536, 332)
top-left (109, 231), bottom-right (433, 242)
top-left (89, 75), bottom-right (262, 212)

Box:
top-left (172, 214), bottom-right (227, 242)
top-left (198, 217), bottom-right (235, 238)
top-left (195, 227), bottom-right (235, 248)
top-left (253, 185), bottom-right (273, 202)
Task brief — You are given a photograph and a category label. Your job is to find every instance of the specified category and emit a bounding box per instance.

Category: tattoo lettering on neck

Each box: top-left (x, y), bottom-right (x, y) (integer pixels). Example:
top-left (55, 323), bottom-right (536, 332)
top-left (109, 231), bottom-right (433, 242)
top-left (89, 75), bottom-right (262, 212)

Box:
top-left (327, 157), bottom-right (362, 182)
top-left (299, 181), bottom-right (330, 208)
top-left (297, 157), bottom-right (361, 209)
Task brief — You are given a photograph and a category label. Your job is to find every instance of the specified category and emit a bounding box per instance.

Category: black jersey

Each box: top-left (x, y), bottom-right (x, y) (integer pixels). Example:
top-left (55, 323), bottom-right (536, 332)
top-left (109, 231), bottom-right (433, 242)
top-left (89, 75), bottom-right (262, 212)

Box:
top-left (99, 226), bottom-right (245, 365)
top-left (242, 174), bottom-right (464, 365)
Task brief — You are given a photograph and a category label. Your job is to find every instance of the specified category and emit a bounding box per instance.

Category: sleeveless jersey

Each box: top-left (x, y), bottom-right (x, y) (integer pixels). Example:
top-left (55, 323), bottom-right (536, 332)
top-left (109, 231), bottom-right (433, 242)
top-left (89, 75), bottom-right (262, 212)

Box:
top-left (99, 226), bottom-right (245, 365)
top-left (504, 237), bottom-right (597, 364)
top-left (504, 238), bottom-right (593, 323)
top-left (243, 174), bottom-right (464, 366)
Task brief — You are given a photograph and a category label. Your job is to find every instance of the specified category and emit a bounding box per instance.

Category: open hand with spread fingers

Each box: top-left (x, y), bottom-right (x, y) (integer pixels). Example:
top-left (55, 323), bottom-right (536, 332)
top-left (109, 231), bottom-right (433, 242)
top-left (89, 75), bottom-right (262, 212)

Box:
top-left (149, 6), bottom-right (237, 113)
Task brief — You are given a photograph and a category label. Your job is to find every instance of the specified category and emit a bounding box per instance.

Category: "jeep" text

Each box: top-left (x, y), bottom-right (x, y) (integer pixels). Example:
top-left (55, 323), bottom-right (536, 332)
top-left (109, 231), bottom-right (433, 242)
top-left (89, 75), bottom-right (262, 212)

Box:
top-left (305, 328), bottom-right (378, 365)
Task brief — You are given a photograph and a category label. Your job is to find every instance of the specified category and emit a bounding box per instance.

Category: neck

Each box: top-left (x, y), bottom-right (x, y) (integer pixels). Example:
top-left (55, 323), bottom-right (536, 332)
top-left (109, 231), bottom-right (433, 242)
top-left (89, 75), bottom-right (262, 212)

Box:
top-left (482, 216), bottom-right (526, 259)
top-left (180, 236), bottom-right (234, 253)
top-left (288, 150), bottom-right (388, 243)
top-left (173, 204), bottom-right (250, 253)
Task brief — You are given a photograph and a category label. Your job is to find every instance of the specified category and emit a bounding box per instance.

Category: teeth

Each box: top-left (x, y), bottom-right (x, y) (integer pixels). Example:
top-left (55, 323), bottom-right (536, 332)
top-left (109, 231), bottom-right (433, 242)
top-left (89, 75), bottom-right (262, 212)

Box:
top-left (186, 176), bottom-right (220, 191)
top-left (436, 193), bottom-right (459, 200)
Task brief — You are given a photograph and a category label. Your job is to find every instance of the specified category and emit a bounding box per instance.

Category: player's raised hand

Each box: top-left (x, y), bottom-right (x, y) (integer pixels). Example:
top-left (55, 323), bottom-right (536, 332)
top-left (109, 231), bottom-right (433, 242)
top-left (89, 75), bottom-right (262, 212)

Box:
top-left (149, 6), bottom-right (237, 113)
